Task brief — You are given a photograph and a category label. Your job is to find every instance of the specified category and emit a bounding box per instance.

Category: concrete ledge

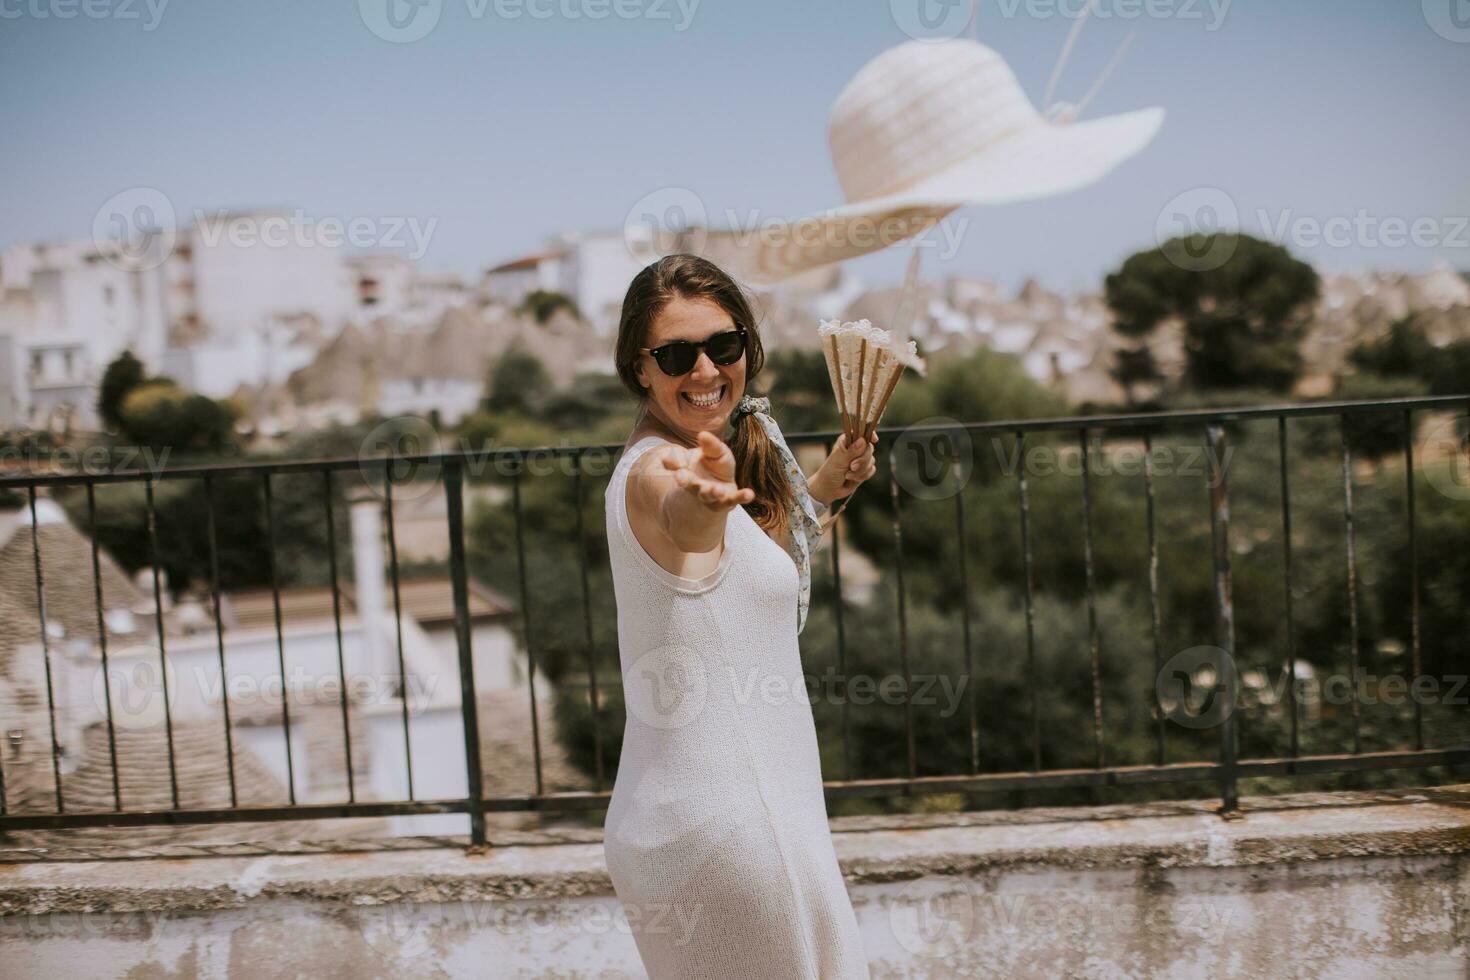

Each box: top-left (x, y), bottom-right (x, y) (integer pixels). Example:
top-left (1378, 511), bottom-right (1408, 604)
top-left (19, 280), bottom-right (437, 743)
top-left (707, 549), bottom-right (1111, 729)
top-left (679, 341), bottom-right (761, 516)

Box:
top-left (830, 784), bottom-right (1470, 881)
top-left (3, 785), bottom-right (1468, 916)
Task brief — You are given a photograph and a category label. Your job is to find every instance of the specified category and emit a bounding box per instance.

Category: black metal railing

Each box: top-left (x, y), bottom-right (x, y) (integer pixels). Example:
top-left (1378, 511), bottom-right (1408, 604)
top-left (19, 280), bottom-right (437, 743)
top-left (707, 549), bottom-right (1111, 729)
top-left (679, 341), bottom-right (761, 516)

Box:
top-left (0, 395), bottom-right (1466, 848)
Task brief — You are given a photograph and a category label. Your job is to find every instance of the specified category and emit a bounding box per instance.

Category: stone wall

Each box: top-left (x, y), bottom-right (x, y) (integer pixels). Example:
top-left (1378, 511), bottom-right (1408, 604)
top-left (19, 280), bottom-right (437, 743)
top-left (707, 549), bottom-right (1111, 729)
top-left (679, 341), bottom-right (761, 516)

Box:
top-left (2, 786), bottom-right (1467, 979)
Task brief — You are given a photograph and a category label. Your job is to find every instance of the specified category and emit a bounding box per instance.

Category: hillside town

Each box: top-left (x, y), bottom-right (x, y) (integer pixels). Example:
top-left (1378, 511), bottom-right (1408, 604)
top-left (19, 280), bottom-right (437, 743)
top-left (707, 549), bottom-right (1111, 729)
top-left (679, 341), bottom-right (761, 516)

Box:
top-left (3, 207), bottom-right (1467, 440)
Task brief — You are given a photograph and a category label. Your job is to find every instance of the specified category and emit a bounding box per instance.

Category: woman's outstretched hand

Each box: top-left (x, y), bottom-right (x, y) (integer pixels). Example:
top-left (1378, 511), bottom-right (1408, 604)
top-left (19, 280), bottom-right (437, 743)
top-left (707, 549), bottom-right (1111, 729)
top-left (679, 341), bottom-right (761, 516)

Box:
top-left (661, 430), bottom-right (755, 512)
top-left (808, 431), bottom-right (879, 505)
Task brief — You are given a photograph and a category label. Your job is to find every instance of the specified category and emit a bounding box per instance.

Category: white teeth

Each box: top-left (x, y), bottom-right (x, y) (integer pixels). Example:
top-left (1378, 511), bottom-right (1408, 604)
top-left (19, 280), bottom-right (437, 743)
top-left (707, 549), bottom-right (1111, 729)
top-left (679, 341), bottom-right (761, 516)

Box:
top-left (684, 386), bottom-right (723, 408)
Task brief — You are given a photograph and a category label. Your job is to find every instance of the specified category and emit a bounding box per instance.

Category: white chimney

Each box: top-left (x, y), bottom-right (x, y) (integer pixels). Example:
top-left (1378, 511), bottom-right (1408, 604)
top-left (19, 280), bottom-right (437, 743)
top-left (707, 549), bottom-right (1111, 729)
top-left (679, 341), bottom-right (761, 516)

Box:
top-left (349, 494), bottom-right (394, 697)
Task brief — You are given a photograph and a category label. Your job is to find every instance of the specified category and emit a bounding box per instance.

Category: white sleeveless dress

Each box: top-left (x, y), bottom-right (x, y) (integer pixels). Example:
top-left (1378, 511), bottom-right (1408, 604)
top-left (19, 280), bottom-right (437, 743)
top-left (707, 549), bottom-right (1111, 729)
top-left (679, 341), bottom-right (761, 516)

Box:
top-left (602, 435), bottom-right (870, 979)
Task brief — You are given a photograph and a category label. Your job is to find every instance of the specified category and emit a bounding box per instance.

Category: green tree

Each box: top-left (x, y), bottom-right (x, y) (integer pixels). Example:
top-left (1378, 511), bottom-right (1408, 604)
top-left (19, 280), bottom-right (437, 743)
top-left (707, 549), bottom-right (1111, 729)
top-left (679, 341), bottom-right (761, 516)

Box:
top-left (97, 350), bottom-right (146, 431)
top-left (1105, 234), bottom-right (1320, 392)
top-left (118, 380), bottom-right (238, 454)
top-left (1350, 314), bottom-right (1470, 396)
top-left (540, 373), bottom-right (632, 432)
top-left (765, 348), bottom-right (842, 434)
top-left (1316, 373), bottom-right (1427, 459)
top-left (55, 419), bottom-right (388, 597)
top-left (1425, 342), bottom-right (1470, 395)
top-left (1110, 346), bottom-right (1162, 407)
top-left (515, 289), bottom-right (582, 325)
top-left (1350, 315), bottom-right (1437, 379)
top-left (484, 348), bottom-right (552, 416)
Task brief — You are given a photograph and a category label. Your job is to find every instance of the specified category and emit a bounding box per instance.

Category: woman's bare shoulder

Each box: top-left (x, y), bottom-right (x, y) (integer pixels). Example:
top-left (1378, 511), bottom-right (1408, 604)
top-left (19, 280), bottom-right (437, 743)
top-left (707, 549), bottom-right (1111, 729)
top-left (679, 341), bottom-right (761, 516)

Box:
top-left (623, 435), bottom-right (679, 505)
top-left (624, 432), bottom-right (678, 473)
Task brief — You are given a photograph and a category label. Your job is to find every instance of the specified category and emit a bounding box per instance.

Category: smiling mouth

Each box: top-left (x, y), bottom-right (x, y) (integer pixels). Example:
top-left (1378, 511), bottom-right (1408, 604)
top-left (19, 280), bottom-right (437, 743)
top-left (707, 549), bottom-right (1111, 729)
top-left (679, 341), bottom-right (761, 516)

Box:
top-left (680, 384), bottom-right (726, 410)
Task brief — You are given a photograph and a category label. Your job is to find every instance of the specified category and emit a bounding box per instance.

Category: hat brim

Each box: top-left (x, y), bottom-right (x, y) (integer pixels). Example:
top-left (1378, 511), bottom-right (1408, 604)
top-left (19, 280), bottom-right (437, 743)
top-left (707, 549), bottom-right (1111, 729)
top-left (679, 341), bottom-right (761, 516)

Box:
top-left (727, 106), bottom-right (1164, 284)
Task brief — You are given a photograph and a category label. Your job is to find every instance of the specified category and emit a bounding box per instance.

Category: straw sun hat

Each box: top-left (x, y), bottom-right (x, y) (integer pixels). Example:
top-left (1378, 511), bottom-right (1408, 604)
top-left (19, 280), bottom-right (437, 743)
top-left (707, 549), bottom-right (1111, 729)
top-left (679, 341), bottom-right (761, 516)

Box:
top-left (732, 38), bottom-right (1164, 284)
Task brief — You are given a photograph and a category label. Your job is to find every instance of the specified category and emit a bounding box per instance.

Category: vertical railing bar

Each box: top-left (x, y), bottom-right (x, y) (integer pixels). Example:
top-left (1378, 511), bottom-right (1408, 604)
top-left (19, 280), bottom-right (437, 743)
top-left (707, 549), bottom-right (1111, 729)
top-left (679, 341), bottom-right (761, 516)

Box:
top-left (1340, 417), bottom-right (1363, 755)
top-left (322, 470), bottom-right (355, 802)
top-left (143, 478), bottom-right (180, 810)
top-left (383, 470), bottom-right (415, 801)
top-left (261, 473), bottom-right (296, 804)
top-left (1401, 408), bottom-right (1423, 752)
top-left (1017, 431), bottom-right (1041, 772)
top-left (955, 476), bottom-right (978, 775)
top-left (1206, 425), bottom-right (1239, 816)
top-left (86, 482), bottom-right (122, 811)
top-left (572, 461), bottom-right (605, 792)
top-left (510, 465), bottom-right (545, 798)
top-left (27, 487), bottom-right (66, 813)
top-left (888, 454), bottom-right (916, 784)
top-left (830, 500), bottom-right (852, 782)
top-left (1143, 432), bottom-right (1165, 767)
top-left (203, 474), bottom-right (238, 809)
top-left (445, 461), bottom-right (487, 847)
top-left (1278, 417), bottom-right (1300, 763)
top-left (1079, 428), bottom-right (1104, 770)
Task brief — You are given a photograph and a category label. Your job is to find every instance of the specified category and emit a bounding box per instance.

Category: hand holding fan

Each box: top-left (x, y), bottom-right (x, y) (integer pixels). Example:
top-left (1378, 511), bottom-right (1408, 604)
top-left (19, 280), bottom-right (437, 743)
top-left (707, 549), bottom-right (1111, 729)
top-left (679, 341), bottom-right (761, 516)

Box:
top-left (819, 319), bottom-right (924, 445)
top-left (819, 250), bottom-right (927, 520)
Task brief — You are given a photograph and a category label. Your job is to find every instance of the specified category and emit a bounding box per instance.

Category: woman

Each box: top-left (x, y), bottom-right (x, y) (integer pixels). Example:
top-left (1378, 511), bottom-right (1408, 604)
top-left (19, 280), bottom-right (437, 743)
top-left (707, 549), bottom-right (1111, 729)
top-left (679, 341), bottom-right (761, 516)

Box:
top-left (602, 254), bottom-right (876, 978)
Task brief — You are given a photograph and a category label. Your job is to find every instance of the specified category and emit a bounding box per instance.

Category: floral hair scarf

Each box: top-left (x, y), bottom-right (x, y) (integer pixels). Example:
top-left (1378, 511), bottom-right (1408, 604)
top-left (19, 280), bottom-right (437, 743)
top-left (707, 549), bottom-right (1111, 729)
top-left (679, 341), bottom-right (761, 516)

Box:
top-left (731, 394), bottom-right (825, 633)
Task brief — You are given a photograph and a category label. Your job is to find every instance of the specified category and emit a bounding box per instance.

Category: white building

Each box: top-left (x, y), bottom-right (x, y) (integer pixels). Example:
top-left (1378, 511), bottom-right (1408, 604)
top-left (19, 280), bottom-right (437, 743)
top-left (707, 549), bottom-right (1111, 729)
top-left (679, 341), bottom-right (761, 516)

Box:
top-left (160, 211), bottom-right (360, 398)
top-left (483, 229), bottom-right (659, 333)
top-left (0, 209), bottom-right (451, 431)
top-left (0, 240), bottom-right (171, 429)
top-left (347, 253), bottom-right (418, 316)
top-left (482, 249), bottom-right (568, 311)
top-left (344, 256), bottom-right (470, 332)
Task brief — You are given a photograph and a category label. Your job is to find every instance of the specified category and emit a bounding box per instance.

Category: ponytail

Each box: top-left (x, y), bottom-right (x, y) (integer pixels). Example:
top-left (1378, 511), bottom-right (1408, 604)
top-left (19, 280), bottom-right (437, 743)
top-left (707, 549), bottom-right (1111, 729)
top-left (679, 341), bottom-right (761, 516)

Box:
top-left (729, 409), bottom-right (794, 538)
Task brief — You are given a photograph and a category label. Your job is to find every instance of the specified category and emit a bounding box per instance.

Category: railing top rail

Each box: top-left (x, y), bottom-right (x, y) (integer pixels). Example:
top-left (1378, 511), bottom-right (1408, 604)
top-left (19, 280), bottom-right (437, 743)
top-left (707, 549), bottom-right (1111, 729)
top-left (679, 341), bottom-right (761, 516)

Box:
top-left (847, 393), bottom-right (1469, 438)
top-left (1, 394), bottom-right (1465, 488)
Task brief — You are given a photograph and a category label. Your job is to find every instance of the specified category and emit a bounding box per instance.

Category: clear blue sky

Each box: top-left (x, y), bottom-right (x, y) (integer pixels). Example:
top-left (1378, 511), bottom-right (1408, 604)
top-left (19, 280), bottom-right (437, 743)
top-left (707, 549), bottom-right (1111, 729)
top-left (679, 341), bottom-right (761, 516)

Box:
top-left (3, 0), bottom-right (1467, 291)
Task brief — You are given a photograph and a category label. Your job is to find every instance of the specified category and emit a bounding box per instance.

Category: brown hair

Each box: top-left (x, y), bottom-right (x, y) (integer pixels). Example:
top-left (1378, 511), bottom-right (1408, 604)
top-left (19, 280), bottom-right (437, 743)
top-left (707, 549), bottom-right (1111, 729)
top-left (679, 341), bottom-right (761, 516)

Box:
top-left (615, 253), bottom-right (794, 537)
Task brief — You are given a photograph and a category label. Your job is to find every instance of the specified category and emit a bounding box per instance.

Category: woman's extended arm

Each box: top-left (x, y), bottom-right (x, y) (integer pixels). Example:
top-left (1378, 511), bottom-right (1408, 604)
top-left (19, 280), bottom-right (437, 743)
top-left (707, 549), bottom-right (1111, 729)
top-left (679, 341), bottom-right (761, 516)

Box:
top-left (629, 430), bottom-right (753, 556)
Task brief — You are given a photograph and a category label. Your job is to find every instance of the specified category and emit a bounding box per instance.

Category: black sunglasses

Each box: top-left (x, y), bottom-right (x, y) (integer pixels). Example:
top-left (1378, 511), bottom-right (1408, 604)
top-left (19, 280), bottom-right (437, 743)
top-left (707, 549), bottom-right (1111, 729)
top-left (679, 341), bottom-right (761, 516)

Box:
top-left (640, 327), bottom-right (747, 376)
